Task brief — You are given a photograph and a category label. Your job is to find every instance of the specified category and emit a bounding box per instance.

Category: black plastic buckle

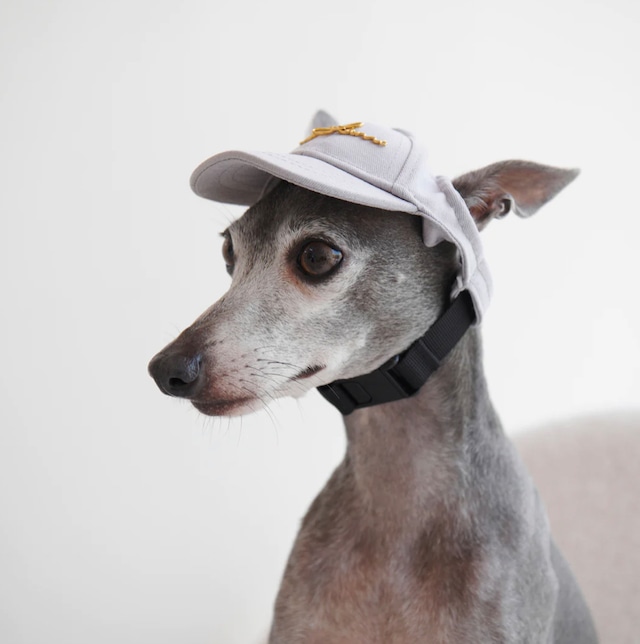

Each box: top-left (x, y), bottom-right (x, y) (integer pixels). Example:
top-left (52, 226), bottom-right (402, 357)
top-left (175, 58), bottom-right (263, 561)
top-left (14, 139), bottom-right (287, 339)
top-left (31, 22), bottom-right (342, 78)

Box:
top-left (317, 355), bottom-right (416, 415)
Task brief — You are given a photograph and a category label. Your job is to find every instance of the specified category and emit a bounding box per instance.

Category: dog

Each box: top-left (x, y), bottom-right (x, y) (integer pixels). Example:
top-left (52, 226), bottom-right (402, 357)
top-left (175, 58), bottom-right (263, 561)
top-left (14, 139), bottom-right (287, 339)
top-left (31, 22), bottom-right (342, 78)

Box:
top-left (149, 113), bottom-right (598, 642)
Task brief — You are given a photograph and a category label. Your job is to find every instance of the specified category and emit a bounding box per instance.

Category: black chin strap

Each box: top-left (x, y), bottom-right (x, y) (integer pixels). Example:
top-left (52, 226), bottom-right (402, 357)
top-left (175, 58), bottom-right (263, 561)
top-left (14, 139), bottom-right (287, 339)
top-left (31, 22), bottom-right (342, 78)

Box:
top-left (317, 290), bottom-right (476, 415)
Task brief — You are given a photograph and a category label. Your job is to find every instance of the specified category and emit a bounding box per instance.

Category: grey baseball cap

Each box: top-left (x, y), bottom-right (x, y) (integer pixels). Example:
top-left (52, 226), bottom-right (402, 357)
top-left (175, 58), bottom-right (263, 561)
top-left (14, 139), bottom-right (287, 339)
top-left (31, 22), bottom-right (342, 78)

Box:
top-left (190, 112), bottom-right (492, 322)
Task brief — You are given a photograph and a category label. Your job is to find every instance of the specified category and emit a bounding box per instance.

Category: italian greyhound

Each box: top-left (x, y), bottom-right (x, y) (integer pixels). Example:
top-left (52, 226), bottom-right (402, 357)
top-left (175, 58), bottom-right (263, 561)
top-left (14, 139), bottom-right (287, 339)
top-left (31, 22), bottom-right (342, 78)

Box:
top-left (148, 118), bottom-right (598, 642)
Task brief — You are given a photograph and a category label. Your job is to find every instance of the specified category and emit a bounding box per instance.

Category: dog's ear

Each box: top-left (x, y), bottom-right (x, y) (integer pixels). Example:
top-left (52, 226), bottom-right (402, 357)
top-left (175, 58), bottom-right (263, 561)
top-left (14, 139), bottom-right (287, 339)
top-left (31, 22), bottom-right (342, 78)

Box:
top-left (452, 160), bottom-right (580, 230)
top-left (308, 109), bottom-right (338, 131)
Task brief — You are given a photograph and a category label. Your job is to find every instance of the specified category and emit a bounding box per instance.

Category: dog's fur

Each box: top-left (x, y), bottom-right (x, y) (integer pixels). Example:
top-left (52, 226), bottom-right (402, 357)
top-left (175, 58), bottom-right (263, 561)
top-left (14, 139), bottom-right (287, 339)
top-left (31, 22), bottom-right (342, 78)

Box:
top-left (149, 161), bottom-right (598, 642)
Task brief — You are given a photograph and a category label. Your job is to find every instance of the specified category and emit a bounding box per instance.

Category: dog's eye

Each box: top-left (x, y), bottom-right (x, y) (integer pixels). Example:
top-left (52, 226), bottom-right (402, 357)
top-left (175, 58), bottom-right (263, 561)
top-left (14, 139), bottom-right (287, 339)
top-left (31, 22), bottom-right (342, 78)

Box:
top-left (298, 241), bottom-right (343, 277)
top-left (222, 235), bottom-right (234, 275)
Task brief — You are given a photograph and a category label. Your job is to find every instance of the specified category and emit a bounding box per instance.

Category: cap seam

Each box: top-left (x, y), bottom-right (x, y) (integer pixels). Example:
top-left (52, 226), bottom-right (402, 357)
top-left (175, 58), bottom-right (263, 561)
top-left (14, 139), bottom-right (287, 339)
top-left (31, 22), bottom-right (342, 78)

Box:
top-left (294, 148), bottom-right (395, 193)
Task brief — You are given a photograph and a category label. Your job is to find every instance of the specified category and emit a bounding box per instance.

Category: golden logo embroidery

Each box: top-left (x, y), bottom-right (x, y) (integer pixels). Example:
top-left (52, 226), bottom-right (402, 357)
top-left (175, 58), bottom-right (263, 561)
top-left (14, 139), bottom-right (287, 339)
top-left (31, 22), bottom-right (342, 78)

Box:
top-left (300, 122), bottom-right (387, 147)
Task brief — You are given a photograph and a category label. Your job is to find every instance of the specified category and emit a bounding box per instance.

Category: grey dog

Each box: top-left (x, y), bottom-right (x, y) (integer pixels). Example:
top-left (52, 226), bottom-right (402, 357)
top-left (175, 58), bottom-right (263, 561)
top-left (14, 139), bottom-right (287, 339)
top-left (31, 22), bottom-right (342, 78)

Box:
top-left (149, 117), bottom-right (598, 642)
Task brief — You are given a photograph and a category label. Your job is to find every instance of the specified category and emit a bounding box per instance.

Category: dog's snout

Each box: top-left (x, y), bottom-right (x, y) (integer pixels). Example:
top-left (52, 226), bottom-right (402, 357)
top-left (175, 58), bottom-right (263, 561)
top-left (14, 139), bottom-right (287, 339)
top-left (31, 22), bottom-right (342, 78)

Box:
top-left (148, 352), bottom-right (204, 398)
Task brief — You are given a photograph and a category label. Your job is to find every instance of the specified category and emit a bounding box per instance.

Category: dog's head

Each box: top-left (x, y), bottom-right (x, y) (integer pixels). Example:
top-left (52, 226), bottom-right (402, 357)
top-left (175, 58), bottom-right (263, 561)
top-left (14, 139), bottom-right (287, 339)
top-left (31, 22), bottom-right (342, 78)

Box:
top-left (148, 182), bottom-right (456, 416)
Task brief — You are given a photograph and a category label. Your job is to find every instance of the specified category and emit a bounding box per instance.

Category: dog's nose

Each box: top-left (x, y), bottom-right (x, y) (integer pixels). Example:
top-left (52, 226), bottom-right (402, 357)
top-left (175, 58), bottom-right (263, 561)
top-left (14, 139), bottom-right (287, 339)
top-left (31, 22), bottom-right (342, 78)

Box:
top-left (148, 352), bottom-right (203, 398)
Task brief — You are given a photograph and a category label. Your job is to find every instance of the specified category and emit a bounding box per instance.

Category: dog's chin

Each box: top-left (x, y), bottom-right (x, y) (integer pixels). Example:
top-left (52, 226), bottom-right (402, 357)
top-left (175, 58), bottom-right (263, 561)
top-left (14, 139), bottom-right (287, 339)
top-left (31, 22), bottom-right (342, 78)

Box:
top-left (192, 397), bottom-right (258, 417)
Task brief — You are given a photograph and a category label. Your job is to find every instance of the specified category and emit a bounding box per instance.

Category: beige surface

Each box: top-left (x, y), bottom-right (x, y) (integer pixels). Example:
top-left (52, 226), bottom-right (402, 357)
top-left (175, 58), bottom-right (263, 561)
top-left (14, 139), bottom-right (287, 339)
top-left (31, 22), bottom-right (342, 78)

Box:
top-left (515, 412), bottom-right (640, 644)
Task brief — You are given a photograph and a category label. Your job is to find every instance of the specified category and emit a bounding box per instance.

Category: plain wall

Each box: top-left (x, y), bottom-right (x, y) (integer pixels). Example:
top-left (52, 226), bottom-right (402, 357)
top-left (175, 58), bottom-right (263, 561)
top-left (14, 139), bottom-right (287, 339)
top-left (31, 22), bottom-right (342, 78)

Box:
top-left (1, 0), bottom-right (638, 642)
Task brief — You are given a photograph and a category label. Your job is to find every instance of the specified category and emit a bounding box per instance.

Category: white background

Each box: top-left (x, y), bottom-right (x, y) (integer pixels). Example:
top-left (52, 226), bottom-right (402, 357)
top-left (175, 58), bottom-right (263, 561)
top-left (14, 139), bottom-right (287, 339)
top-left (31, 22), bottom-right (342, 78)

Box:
top-left (1, 0), bottom-right (638, 642)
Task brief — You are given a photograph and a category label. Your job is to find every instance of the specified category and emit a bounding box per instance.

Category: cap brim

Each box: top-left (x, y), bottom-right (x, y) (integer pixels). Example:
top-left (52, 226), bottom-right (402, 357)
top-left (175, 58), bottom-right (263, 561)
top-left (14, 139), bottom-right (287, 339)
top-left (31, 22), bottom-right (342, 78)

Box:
top-left (189, 150), bottom-right (417, 214)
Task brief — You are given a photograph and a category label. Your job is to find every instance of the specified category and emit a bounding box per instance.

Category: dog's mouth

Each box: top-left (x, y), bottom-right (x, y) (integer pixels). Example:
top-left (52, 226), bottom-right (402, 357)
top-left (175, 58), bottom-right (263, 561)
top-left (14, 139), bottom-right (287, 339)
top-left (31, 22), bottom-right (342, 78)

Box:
top-left (192, 397), bottom-right (256, 417)
top-left (191, 365), bottom-right (325, 416)
top-left (292, 364), bottom-right (325, 380)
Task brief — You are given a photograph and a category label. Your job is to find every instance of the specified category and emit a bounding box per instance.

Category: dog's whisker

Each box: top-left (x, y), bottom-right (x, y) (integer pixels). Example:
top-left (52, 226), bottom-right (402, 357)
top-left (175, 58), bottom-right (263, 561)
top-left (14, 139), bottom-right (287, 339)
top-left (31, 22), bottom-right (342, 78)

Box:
top-left (235, 382), bottom-right (282, 434)
top-left (253, 370), bottom-right (292, 379)
top-left (256, 358), bottom-right (306, 369)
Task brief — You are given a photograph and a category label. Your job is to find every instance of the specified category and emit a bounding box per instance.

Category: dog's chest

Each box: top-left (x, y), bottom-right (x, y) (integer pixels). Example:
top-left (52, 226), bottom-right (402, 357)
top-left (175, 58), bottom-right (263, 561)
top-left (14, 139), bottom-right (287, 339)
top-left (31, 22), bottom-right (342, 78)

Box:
top-left (270, 524), bottom-right (497, 643)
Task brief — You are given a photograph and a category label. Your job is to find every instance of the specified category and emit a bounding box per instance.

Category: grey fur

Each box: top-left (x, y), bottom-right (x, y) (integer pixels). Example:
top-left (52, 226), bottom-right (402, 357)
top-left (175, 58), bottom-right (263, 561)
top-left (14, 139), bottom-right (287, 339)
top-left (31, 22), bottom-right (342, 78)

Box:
top-left (149, 162), bottom-right (597, 643)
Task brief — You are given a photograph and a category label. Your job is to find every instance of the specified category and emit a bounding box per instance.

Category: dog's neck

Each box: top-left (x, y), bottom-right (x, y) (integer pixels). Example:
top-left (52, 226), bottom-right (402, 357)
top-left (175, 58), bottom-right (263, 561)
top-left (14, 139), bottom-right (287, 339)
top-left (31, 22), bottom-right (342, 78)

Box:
top-left (342, 328), bottom-right (502, 534)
